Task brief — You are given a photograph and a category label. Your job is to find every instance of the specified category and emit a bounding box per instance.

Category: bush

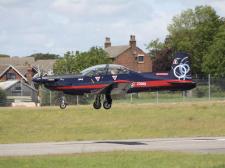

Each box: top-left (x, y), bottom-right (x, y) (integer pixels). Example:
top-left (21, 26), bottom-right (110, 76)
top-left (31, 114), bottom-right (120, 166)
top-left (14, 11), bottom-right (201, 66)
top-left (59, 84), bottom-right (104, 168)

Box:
top-left (0, 89), bottom-right (7, 106)
top-left (193, 85), bottom-right (225, 98)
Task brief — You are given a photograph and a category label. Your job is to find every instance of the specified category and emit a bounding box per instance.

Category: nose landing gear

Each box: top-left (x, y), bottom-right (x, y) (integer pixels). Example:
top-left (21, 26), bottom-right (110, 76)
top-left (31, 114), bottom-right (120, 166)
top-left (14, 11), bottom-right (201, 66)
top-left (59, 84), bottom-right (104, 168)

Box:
top-left (59, 96), bottom-right (68, 109)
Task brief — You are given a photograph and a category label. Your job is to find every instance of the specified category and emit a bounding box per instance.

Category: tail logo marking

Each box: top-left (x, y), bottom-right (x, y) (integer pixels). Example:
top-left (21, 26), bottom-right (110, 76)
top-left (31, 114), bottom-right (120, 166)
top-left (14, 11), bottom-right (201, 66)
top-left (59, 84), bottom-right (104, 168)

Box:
top-left (173, 57), bottom-right (191, 80)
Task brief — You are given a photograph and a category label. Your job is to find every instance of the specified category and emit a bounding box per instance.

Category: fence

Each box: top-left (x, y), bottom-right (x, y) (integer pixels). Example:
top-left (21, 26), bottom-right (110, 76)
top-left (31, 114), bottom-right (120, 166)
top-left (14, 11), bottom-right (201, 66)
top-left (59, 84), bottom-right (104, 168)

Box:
top-left (1, 75), bottom-right (225, 107)
top-left (38, 75), bottom-right (225, 106)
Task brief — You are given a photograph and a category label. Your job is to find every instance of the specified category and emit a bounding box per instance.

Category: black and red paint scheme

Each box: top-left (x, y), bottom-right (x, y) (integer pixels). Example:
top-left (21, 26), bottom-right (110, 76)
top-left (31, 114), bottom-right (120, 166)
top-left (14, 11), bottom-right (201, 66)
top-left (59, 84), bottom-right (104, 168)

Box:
top-left (33, 52), bottom-right (196, 109)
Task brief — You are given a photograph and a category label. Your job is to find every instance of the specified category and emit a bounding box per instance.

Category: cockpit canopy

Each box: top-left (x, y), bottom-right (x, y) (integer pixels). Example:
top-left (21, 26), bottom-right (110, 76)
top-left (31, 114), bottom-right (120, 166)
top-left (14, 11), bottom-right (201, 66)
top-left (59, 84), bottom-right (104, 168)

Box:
top-left (81, 64), bottom-right (130, 76)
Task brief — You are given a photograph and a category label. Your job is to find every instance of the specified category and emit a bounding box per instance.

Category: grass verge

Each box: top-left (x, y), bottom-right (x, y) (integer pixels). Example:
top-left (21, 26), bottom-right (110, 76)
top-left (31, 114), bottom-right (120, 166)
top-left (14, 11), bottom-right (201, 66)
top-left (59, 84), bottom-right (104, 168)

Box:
top-left (0, 101), bottom-right (225, 143)
top-left (0, 151), bottom-right (225, 168)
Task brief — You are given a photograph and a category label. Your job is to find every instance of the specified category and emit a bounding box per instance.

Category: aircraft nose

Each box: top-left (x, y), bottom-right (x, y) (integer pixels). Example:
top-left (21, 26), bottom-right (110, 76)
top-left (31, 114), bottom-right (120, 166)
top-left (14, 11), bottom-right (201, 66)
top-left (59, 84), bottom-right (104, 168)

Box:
top-left (32, 77), bottom-right (41, 83)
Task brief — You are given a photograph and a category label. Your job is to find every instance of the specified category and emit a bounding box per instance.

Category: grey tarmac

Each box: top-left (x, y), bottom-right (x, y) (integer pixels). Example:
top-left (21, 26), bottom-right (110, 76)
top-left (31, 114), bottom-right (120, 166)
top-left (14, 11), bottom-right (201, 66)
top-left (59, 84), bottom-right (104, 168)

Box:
top-left (1, 137), bottom-right (225, 156)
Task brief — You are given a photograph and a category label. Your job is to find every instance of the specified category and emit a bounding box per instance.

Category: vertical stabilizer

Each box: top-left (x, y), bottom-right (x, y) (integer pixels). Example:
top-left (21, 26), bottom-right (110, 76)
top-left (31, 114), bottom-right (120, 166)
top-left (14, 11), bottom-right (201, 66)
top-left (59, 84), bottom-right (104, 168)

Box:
top-left (169, 52), bottom-right (192, 80)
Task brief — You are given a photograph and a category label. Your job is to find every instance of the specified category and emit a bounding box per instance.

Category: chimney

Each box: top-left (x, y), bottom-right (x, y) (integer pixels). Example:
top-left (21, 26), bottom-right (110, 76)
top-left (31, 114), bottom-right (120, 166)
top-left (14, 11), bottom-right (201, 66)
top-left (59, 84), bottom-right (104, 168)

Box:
top-left (104, 37), bottom-right (111, 48)
top-left (26, 66), bottom-right (33, 83)
top-left (129, 35), bottom-right (136, 49)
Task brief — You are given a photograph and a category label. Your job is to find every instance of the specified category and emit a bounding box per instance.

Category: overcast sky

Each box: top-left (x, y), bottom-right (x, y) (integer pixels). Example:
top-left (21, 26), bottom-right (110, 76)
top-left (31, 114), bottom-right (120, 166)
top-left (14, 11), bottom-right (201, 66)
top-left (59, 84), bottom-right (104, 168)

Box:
top-left (0, 0), bottom-right (224, 56)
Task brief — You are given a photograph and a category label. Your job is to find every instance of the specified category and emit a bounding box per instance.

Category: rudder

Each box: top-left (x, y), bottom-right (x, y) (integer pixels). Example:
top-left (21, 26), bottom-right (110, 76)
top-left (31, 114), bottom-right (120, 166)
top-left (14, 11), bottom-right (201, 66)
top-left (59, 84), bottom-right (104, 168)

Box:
top-left (169, 52), bottom-right (192, 80)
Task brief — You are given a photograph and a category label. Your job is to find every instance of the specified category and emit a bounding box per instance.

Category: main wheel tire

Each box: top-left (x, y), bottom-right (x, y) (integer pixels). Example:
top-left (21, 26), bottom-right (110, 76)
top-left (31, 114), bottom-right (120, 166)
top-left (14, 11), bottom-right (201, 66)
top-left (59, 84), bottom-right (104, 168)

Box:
top-left (93, 101), bottom-right (101, 109)
top-left (60, 103), bottom-right (67, 109)
top-left (103, 100), bottom-right (112, 110)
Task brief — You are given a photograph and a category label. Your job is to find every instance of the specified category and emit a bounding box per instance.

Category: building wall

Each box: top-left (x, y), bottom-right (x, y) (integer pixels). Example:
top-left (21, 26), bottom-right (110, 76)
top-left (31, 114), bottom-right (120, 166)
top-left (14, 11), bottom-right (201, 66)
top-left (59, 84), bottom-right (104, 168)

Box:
top-left (6, 82), bottom-right (37, 102)
top-left (25, 67), bottom-right (36, 84)
top-left (113, 47), bottom-right (152, 72)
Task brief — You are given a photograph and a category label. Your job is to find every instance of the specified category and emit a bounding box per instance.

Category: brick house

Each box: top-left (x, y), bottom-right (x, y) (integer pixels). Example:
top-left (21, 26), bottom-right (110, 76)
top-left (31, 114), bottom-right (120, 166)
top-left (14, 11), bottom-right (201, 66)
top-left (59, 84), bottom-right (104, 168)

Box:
top-left (104, 35), bottom-right (152, 72)
top-left (0, 58), bottom-right (56, 106)
top-left (0, 80), bottom-right (38, 105)
top-left (0, 57), bottom-right (56, 78)
top-left (0, 65), bottom-right (36, 83)
top-left (0, 65), bottom-right (38, 105)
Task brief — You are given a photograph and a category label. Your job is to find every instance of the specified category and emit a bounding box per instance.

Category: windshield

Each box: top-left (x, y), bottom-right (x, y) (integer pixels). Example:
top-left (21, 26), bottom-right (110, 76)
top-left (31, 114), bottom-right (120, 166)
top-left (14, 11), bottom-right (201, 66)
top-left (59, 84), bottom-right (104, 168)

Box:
top-left (107, 64), bottom-right (129, 75)
top-left (81, 64), bottom-right (130, 76)
top-left (81, 64), bottom-right (107, 76)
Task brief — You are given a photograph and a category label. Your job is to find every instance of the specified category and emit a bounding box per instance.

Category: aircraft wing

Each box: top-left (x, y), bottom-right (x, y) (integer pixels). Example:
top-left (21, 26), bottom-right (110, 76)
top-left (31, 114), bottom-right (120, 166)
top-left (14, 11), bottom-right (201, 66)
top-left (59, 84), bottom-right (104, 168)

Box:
top-left (168, 81), bottom-right (196, 85)
top-left (93, 80), bottom-right (131, 95)
top-left (168, 81), bottom-right (195, 84)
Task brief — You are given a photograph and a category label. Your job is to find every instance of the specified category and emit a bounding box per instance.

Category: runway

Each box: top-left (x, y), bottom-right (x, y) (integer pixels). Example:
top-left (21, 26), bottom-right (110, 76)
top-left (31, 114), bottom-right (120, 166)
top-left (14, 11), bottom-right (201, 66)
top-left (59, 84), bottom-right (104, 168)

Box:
top-left (1, 137), bottom-right (225, 156)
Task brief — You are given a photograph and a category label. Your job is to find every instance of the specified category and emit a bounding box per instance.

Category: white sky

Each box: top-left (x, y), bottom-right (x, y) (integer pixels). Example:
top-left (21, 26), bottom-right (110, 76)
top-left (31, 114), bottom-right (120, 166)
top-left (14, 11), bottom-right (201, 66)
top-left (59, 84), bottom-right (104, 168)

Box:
top-left (0, 0), bottom-right (225, 56)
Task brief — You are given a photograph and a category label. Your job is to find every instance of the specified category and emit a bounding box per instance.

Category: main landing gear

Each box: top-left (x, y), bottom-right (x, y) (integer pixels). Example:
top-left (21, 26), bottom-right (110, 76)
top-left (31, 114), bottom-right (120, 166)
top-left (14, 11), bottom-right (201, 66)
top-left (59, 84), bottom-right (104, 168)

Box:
top-left (59, 96), bottom-right (68, 109)
top-left (93, 94), bottom-right (112, 110)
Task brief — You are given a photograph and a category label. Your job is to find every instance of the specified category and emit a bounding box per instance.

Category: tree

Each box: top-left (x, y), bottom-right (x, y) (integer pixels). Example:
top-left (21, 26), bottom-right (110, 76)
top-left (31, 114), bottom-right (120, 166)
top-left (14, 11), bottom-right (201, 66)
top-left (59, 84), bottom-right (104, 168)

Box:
top-left (147, 5), bottom-right (223, 74)
top-left (151, 49), bottom-right (173, 72)
top-left (167, 5), bottom-right (223, 74)
top-left (53, 51), bottom-right (78, 74)
top-left (146, 38), bottom-right (165, 58)
top-left (202, 24), bottom-right (225, 77)
top-left (53, 47), bottom-right (111, 74)
top-left (0, 54), bottom-right (10, 58)
top-left (29, 53), bottom-right (60, 60)
top-left (146, 37), bottom-right (173, 72)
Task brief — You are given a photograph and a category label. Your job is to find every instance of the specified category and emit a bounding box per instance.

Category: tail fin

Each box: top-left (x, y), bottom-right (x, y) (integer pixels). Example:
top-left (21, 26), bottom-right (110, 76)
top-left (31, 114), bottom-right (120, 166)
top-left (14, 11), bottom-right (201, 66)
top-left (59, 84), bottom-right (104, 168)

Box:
top-left (169, 52), bottom-right (192, 80)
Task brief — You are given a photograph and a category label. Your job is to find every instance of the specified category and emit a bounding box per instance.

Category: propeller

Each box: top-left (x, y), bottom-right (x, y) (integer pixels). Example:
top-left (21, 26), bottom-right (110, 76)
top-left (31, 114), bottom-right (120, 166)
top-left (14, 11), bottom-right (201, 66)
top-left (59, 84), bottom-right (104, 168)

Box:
top-left (33, 65), bottom-right (45, 79)
top-left (33, 65), bottom-right (45, 106)
top-left (33, 66), bottom-right (56, 106)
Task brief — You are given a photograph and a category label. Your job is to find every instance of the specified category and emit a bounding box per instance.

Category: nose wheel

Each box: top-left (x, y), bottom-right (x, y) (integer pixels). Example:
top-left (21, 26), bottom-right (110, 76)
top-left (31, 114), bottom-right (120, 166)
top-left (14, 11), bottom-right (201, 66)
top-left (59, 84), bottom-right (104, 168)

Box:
top-left (93, 94), bottom-right (112, 110)
top-left (59, 96), bottom-right (67, 109)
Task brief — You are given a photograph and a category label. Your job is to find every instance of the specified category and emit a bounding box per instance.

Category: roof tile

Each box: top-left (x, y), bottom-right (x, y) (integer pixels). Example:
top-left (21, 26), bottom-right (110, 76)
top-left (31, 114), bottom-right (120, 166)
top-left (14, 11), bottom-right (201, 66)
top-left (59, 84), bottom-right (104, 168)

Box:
top-left (105, 45), bottom-right (130, 58)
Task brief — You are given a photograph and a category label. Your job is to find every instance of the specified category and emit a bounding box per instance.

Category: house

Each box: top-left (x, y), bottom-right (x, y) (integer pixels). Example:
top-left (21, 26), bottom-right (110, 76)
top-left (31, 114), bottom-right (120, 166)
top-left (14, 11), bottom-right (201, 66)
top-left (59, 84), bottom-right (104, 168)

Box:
top-left (0, 57), bottom-right (57, 76)
top-left (104, 35), bottom-right (152, 72)
top-left (0, 57), bottom-right (35, 66)
top-left (0, 65), bottom-right (37, 84)
top-left (31, 59), bottom-right (56, 75)
top-left (0, 57), bottom-right (57, 106)
top-left (0, 80), bottom-right (38, 106)
top-left (0, 65), bottom-right (38, 106)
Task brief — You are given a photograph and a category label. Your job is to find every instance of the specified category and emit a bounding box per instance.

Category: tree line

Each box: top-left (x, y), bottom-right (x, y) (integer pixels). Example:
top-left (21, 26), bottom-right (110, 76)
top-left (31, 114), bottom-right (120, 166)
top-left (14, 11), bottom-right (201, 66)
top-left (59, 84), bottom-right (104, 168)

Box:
top-left (53, 47), bottom-right (111, 74)
top-left (147, 5), bottom-right (225, 77)
top-left (0, 53), bottom-right (60, 60)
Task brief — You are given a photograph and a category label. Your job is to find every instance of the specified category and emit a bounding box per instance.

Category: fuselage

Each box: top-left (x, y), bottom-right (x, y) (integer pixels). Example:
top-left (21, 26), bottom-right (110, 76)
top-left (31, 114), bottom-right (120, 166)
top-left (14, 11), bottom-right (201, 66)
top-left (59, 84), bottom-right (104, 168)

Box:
top-left (33, 53), bottom-right (196, 109)
top-left (33, 71), bottom-right (196, 95)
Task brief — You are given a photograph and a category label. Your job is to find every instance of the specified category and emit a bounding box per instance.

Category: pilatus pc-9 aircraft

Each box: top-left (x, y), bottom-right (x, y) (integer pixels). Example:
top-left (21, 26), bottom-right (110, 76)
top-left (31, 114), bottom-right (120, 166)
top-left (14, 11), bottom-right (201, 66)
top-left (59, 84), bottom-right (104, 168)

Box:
top-left (33, 52), bottom-right (196, 109)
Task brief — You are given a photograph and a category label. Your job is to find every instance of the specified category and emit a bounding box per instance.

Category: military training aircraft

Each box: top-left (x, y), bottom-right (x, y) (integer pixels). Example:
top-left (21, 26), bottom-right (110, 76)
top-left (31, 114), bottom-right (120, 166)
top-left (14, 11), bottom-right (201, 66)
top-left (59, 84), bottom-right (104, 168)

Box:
top-left (33, 52), bottom-right (196, 109)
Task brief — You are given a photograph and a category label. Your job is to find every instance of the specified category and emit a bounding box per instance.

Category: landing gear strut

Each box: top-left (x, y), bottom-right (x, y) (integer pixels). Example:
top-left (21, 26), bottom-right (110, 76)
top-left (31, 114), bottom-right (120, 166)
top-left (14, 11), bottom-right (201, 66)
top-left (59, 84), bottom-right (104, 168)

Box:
top-left (93, 94), bottom-right (112, 110)
top-left (103, 94), bottom-right (112, 110)
top-left (59, 96), bottom-right (67, 109)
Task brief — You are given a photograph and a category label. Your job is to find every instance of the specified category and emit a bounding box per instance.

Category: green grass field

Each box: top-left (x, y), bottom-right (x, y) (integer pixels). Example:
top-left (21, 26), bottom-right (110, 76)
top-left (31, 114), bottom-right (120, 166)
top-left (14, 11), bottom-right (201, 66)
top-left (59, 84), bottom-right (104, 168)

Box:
top-left (1, 151), bottom-right (225, 168)
top-left (0, 101), bottom-right (225, 144)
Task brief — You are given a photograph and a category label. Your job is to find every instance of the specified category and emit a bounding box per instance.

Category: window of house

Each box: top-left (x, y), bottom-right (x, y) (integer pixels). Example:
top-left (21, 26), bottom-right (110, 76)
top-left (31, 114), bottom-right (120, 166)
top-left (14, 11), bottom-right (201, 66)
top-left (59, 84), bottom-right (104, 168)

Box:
top-left (15, 86), bottom-right (21, 91)
top-left (6, 72), bottom-right (16, 80)
top-left (12, 86), bottom-right (22, 94)
top-left (137, 55), bottom-right (144, 63)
